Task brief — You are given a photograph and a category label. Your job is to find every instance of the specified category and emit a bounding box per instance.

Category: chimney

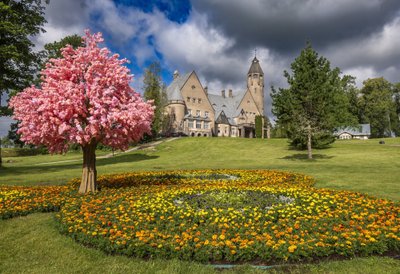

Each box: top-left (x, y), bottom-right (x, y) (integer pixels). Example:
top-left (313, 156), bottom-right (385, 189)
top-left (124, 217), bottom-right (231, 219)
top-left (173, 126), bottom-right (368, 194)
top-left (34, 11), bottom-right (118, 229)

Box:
top-left (221, 89), bottom-right (225, 98)
top-left (173, 70), bottom-right (179, 80)
top-left (229, 89), bottom-right (233, 98)
top-left (204, 86), bottom-right (208, 94)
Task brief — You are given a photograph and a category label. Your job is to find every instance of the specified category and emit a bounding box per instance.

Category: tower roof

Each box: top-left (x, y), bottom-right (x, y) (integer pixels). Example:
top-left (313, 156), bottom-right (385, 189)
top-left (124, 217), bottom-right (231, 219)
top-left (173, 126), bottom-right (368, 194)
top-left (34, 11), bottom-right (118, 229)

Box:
top-left (247, 56), bottom-right (264, 75)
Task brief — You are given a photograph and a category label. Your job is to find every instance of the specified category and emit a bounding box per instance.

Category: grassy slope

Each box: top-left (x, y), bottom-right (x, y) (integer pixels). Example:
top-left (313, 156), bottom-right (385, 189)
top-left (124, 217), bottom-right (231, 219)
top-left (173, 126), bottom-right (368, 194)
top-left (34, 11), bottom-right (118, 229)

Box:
top-left (1, 138), bottom-right (400, 273)
top-left (1, 137), bottom-right (399, 200)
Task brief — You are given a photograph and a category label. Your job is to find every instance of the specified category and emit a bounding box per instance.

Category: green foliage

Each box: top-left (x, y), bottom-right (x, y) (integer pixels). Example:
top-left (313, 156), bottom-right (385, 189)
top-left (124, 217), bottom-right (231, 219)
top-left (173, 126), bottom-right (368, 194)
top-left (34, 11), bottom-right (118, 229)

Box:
top-left (7, 122), bottom-right (24, 148)
top-left (43, 34), bottom-right (83, 59)
top-left (255, 115), bottom-right (263, 138)
top-left (38, 34), bottom-right (83, 74)
top-left (143, 62), bottom-right (167, 137)
top-left (0, 0), bottom-right (47, 99)
top-left (358, 78), bottom-right (397, 138)
top-left (271, 44), bottom-right (357, 151)
top-left (1, 147), bottom-right (47, 157)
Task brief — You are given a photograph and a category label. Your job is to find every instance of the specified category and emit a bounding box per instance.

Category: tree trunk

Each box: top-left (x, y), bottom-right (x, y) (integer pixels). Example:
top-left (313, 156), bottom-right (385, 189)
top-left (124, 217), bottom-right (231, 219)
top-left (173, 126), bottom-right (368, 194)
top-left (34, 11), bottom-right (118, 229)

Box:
top-left (307, 125), bottom-right (313, 159)
top-left (79, 141), bottom-right (97, 194)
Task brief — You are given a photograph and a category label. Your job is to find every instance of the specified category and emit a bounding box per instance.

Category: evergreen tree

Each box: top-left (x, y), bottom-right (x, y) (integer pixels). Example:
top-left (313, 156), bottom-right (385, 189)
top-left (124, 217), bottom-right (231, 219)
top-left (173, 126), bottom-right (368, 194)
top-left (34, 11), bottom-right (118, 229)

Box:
top-left (143, 62), bottom-right (167, 137)
top-left (359, 78), bottom-right (397, 137)
top-left (0, 0), bottom-right (47, 166)
top-left (272, 44), bottom-right (356, 159)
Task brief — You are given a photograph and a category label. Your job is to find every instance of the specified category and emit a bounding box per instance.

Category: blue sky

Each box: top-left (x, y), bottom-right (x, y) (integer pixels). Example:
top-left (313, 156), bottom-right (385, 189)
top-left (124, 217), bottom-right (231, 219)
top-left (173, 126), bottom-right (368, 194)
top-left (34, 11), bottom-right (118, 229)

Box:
top-left (2, 0), bottom-right (400, 136)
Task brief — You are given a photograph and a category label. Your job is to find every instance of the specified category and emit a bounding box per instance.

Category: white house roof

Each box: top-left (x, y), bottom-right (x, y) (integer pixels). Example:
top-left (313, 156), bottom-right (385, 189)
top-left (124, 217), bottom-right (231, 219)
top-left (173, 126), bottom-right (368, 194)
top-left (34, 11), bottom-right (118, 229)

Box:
top-left (336, 124), bottom-right (371, 136)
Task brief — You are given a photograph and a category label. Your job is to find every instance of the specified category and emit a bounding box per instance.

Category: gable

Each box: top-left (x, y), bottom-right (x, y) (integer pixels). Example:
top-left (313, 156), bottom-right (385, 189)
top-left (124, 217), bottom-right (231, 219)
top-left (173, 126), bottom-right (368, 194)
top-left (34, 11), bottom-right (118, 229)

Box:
top-left (215, 111), bottom-right (230, 124)
top-left (237, 89), bottom-right (261, 116)
top-left (180, 71), bottom-right (214, 114)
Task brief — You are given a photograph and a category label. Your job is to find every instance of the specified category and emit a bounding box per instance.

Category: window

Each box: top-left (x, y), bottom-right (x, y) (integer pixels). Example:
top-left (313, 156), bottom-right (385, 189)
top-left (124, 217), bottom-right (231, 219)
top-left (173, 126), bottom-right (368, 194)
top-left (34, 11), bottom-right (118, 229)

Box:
top-left (204, 111), bottom-right (209, 118)
top-left (204, 122), bottom-right (209, 129)
top-left (198, 98), bottom-right (202, 104)
top-left (191, 85), bottom-right (195, 89)
top-left (196, 110), bottom-right (201, 116)
top-left (231, 128), bottom-right (236, 135)
top-left (196, 121), bottom-right (201, 129)
top-left (187, 109), bottom-right (192, 115)
top-left (187, 97), bottom-right (190, 102)
top-left (192, 98), bottom-right (196, 103)
top-left (188, 120), bottom-right (194, 128)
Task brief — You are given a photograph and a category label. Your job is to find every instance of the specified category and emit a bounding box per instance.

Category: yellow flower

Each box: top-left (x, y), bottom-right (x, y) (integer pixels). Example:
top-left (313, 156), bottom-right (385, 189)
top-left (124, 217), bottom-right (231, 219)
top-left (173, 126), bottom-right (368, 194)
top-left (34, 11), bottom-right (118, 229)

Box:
top-left (288, 245), bottom-right (297, 253)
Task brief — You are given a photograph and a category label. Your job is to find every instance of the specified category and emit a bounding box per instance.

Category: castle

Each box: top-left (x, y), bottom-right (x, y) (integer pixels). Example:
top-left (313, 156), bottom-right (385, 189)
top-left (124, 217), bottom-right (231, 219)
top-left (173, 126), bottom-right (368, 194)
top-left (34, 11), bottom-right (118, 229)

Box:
top-left (164, 57), bottom-right (265, 137)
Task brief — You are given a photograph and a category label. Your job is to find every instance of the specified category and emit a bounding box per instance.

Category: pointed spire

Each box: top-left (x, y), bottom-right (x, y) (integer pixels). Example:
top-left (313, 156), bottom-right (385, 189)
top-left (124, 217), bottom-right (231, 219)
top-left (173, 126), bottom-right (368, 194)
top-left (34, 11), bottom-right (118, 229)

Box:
top-left (248, 55), bottom-right (264, 75)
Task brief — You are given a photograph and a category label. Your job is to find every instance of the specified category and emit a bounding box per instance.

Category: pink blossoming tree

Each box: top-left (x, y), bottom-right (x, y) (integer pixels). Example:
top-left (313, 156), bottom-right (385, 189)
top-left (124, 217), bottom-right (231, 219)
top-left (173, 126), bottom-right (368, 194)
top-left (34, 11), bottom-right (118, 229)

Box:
top-left (10, 30), bottom-right (154, 193)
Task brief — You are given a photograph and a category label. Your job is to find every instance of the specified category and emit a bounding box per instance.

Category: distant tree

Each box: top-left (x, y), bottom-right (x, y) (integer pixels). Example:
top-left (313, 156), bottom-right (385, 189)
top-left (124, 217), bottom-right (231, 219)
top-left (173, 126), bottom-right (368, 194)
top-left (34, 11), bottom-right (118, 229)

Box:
top-left (7, 122), bottom-right (24, 148)
top-left (143, 61), bottom-right (168, 137)
top-left (392, 82), bottom-right (400, 136)
top-left (272, 44), bottom-right (356, 159)
top-left (37, 34), bottom-right (84, 75)
top-left (358, 78), bottom-right (396, 137)
top-left (10, 31), bottom-right (154, 193)
top-left (0, 0), bottom-right (47, 166)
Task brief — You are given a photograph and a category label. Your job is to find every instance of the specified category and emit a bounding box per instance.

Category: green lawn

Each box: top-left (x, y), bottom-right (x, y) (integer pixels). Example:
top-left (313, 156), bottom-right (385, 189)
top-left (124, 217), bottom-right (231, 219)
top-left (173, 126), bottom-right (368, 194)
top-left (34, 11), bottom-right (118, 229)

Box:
top-left (2, 137), bottom-right (399, 200)
top-left (1, 137), bottom-right (400, 273)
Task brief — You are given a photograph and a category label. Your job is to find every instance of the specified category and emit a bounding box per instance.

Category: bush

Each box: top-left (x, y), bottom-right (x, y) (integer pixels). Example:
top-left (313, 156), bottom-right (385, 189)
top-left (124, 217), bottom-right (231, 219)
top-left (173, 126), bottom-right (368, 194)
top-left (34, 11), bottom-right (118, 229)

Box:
top-left (1, 147), bottom-right (48, 157)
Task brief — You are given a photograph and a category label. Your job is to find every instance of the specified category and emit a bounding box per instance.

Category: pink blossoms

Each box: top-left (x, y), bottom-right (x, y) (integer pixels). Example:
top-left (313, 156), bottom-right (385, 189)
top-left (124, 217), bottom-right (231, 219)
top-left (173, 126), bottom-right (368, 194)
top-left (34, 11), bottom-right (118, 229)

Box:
top-left (10, 30), bottom-right (154, 154)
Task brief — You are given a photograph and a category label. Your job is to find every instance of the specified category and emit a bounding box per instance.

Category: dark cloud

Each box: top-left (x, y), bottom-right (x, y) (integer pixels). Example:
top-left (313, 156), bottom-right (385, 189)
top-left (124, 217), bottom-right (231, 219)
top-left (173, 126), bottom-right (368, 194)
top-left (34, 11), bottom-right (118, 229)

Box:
top-left (44, 0), bottom-right (88, 28)
top-left (26, 0), bottom-right (400, 122)
top-left (192, 0), bottom-right (400, 54)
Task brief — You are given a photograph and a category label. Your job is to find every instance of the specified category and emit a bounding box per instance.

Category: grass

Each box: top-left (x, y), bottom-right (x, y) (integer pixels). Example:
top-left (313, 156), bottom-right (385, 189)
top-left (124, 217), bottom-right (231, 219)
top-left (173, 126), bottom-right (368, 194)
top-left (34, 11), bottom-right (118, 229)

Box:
top-left (1, 137), bottom-right (400, 273)
top-left (1, 137), bottom-right (399, 200)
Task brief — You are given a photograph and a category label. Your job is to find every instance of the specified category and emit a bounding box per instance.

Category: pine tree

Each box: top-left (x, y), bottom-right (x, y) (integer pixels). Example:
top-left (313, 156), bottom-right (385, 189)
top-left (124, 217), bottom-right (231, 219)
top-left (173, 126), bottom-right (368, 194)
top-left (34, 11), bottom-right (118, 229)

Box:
top-left (272, 44), bottom-right (356, 159)
top-left (143, 62), bottom-right (167, 137)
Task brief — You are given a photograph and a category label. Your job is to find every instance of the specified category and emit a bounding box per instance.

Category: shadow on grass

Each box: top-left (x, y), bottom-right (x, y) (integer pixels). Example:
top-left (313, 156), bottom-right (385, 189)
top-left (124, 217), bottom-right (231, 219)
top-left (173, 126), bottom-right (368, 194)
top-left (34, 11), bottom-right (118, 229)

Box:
top-left (281, 153), bottom-right (334, 161)
top-left (0, 153), bottom-right (159, 177)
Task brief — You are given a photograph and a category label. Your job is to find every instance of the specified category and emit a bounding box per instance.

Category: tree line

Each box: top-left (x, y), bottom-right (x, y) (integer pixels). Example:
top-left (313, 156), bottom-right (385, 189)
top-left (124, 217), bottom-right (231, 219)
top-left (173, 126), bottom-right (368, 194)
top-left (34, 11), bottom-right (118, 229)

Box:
top-left (271, 44), bottom-right (400, 159)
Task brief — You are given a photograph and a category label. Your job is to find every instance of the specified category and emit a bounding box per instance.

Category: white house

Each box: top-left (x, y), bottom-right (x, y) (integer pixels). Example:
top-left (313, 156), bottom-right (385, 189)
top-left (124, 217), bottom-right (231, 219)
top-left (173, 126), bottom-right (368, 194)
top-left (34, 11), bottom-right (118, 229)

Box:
top-left (335, 124), bottom-right (371, 140)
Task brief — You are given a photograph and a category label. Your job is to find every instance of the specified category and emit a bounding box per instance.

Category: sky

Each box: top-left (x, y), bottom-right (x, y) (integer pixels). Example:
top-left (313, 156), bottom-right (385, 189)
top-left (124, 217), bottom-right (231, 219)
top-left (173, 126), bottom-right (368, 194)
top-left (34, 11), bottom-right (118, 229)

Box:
top-left (2, 0), bottom-right (400, 136)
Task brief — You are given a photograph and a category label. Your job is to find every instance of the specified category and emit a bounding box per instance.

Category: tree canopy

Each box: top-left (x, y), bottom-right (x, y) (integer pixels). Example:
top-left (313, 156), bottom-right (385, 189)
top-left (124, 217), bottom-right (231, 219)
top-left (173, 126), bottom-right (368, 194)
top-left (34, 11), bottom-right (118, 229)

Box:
top-left (358, 78), bottom-right (398, 138)
top-left (0, 0), bottom-right (47, 98)
top-left (143, 61), bottom-right (167, 137)
top-left (271, 44), bottom-right (356, 158)
top-left (10, 31), bottom-right (154, 193)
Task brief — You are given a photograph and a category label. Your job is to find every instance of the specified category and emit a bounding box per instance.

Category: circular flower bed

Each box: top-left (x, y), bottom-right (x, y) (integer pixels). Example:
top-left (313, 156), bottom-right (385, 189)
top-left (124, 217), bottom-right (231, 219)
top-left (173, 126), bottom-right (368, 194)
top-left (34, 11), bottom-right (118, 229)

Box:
top-left (56, 170), bottom-right (400, 263)
top-left (0, 185), bottom-right (74, 219)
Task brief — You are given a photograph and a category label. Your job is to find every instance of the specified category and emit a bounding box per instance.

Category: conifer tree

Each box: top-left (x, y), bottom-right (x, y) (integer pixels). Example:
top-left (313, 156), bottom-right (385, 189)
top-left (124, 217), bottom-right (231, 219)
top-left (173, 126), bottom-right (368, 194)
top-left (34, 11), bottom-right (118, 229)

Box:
top-left (272, 44), bottom-right (356, 159)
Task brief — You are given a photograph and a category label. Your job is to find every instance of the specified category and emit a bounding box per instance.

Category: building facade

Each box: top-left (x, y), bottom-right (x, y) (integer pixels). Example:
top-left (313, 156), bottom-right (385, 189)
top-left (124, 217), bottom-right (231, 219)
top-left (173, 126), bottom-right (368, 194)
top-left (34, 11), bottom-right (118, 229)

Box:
top-left (335, 124), bottom-right (371, 140)
top-left (164, 57), bottom-right (265, 137)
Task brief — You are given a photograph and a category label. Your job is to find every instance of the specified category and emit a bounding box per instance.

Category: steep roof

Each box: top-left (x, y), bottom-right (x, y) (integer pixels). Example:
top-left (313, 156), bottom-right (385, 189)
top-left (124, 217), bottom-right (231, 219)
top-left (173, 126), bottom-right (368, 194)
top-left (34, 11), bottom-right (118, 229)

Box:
top-left (247, 56), bottom-right (264, 75)
top-left (208, 91), bottom-right (245, 121)
top-left (166, 72), bottom-right (191, 101)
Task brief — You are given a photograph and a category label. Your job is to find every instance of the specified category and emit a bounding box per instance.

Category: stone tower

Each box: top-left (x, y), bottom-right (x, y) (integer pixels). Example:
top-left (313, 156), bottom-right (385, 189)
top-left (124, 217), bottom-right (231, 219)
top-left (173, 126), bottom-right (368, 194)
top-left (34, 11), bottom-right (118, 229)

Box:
top-left (247, 56), bottom-right (264, 115)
